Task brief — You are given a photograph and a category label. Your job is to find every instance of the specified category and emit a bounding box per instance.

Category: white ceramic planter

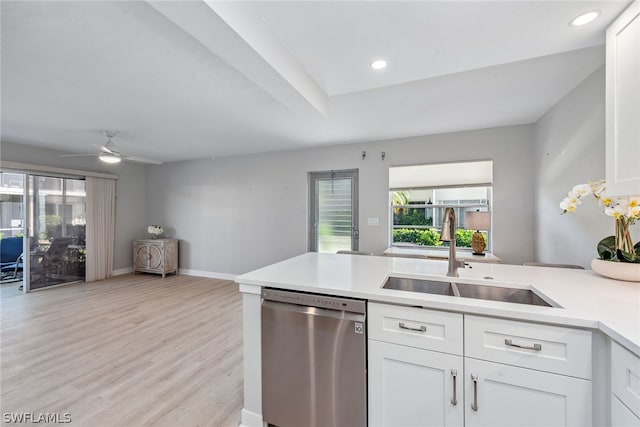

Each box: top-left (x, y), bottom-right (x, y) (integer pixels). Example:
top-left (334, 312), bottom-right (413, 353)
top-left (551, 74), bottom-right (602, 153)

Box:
top-left (591, 258), bottom-right (640, 282)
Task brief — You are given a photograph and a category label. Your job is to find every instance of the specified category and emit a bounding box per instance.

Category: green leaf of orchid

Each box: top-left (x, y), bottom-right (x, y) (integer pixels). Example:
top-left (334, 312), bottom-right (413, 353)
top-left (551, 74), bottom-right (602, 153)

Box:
top-left (597, 236), bottom-right (616, 260)
top-left (616, 249), bottom-right (640, 263)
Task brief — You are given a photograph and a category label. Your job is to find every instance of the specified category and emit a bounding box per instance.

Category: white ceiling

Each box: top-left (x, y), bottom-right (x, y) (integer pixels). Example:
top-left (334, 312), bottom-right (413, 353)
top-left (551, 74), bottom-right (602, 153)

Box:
top-left (0, 1), bottom-right (631, 164)
top-left (253, 0), bottom-right (623, 95)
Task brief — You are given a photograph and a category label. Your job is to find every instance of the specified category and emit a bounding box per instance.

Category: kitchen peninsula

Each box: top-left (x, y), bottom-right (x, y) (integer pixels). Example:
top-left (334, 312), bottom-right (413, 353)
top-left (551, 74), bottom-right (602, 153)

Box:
top-left (236, 253), bottom-right (640, 427)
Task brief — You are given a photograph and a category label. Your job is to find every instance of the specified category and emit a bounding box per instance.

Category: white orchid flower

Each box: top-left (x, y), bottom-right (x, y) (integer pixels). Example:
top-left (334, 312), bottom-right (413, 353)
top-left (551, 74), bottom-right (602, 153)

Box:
top-left (598, 196), bottom-right (614, 207)
top-left (571, 183), bottom-right (591, 198)
top-left (560, 198), bottom-right (577, 212)
top-left (566, 192), bottom-right (582, 205)
top-left (562, 180), bottom-right (636, 255)
top-left (561, 180), bottom-right (639, 222)
top-left (605, 204), bottom-right (626, 219)
top-left (625, 198), bottom-right (639, 219)
top-left (589, 180), bottom-right (606, 197)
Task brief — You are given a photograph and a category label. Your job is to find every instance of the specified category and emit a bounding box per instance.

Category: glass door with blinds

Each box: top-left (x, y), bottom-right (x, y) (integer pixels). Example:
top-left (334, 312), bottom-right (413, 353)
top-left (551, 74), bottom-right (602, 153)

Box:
top-left (309, 170), bottom-right (359, 253)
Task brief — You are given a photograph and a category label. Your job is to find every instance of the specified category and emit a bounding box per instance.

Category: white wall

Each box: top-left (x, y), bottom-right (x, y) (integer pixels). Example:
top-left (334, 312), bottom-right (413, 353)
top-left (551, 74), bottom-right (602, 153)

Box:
top-left (4, 66), bottom-right (623, 277)
top-left (146, 124), bottom-right (535, 275)
top-left (3, 66), bottom-right (622, 277)
top-left (534, 66), bottom-right (639, 268)
top-left (0, 141), bottom-right (148, 272)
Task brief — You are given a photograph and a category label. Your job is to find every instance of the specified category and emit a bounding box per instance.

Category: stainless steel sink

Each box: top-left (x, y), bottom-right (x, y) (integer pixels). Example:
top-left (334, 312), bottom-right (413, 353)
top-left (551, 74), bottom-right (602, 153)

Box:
top-left (382, 276), bottom-right (456, 296)
top-left (454, 282), bottom-right (552, 307)
top-left (382, 276), bottom-right (556, 307)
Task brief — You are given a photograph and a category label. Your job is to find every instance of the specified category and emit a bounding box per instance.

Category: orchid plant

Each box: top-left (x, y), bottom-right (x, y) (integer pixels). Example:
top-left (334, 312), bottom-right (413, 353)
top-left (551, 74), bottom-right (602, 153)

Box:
top-left (560, 180), bottom-right (639, 263)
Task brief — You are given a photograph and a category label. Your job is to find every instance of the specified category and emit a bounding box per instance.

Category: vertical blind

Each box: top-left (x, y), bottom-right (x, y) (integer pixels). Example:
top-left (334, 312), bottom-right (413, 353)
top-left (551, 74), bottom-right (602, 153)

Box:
top-left (85, 176), bottom-right (116, 281)
top-left (317, 178), bottom-right (353, 249)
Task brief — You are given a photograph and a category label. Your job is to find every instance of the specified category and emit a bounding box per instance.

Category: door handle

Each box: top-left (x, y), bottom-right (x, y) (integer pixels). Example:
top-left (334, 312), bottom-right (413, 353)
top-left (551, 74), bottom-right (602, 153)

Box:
top-left (471, 373), bottom-right (478, 411)
top-left (451, 369), bottom-right (458, 405)
top-left (352, 228), bottom-right (359, 240)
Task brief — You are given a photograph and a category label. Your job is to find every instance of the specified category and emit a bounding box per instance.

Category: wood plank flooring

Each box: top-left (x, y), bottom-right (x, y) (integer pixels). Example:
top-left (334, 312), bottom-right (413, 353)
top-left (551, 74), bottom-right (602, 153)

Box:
top-left (0, 274), bottom-right (243, 426)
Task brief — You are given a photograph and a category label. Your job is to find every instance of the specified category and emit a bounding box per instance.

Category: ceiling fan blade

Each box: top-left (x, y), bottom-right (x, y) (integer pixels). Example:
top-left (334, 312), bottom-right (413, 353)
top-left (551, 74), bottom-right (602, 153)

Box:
top-left (122, 155), bottom-right (163, 165)
top-left (93, 143), bottom-right (118, 155)
top-left (94, 144), bottom-right (112, 154)
top-left (60, 154), bottom-right (98, 157)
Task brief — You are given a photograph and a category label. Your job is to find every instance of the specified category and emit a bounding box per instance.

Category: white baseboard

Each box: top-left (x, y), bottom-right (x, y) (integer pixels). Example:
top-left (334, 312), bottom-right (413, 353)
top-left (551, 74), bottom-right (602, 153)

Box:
top-left (112, 267), bottom-right (133, 276)
top-left (178, 268), bottom-right (237, 281)
top-left (110, 267), bottom-right (236, 280)
top-left (240, 409), bottom-right (264, 427)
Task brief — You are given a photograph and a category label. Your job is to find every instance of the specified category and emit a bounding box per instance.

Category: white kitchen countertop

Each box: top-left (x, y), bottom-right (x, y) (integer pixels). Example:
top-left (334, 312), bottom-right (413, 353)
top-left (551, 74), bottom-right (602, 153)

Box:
top-left (236, 252), bottom-right (640, 356)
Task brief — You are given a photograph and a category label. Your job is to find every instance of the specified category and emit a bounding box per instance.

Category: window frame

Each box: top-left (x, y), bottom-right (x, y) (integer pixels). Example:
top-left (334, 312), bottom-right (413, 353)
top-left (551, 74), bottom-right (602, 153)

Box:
top-left (308, 169), bottom-right (359, 253)
top-left (389, 186), bottom-right (492, 252)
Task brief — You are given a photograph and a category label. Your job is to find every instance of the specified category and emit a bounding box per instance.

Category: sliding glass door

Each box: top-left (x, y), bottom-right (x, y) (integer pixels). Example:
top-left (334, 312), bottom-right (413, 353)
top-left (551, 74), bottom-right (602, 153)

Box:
top-left (27, 175), bottom-right (86, 290)
top-left (1, 170), bottom-right (87, 293)
top-left (0, 172), bottom-right (26, 295)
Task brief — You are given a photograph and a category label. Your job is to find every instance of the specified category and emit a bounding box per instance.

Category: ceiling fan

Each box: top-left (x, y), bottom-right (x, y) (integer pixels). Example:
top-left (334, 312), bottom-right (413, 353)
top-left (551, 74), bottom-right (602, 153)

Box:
top-left (60, 131), bottom-right (162, 164)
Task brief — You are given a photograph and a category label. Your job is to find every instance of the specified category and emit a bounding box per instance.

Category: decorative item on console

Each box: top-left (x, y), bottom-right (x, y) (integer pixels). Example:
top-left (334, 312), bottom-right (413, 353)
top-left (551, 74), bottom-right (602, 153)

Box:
top-left (560, 180), bottom-right (640, 281)
top-left (147, 225), bottom-right (164, 239)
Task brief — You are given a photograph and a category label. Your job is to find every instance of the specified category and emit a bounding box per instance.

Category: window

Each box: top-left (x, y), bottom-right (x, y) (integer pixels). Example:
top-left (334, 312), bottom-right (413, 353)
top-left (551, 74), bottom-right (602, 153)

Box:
top-left (389, 161), bottom-right (493, 250)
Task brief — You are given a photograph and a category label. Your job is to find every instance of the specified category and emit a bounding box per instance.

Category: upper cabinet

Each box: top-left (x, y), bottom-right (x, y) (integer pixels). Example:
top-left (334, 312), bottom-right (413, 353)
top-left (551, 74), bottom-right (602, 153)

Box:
top-left (606, 0), bottom-right (640, 197)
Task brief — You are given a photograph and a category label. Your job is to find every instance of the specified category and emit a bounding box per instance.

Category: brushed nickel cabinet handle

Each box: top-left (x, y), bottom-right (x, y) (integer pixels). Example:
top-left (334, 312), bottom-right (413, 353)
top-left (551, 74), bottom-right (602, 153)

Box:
top-left (398, 322), bottom-right (426, 332)
top-left (451, 369), bottom-right (458, 405)
top-left (505, 338), bottom-right (542, 351)
top-left (471, 373), bottom-right (478, 411)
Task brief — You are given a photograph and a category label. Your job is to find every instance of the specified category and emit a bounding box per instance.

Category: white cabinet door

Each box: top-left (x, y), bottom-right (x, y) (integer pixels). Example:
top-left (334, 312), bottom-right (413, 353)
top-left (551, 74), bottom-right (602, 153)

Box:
top-left (612, 341), bottom-right (640, 420)
top-left (369, 340), bottom-right (463, 427)
top-left (464, 358), bottom-right (592, 427)
top-left (612, 395), bottom-right (640, 427)
top-left (606, 0), bottom-right (640, 197)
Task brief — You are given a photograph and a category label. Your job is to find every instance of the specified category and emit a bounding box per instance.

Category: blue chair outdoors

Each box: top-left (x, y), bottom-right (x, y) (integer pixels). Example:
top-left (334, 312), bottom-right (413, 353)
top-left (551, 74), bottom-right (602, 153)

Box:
top-left (1, 236), bottom-right (24, 281)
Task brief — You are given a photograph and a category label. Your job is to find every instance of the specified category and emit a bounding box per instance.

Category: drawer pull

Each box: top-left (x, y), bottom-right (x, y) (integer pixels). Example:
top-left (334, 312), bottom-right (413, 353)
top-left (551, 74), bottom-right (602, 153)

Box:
top-left (398, 322), bottom-right (426, 332)
top-left (450, 369), bottom-right (458, 405)
top-left (505, 338), bottom-right (542, 351)
top-left (471, 373), bottom-right (478, 411)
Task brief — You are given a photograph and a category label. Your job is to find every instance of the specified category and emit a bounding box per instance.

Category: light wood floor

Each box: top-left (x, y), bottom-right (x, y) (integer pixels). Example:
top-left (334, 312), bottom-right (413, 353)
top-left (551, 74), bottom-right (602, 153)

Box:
top-left (0, 280), bottom-right (24, 299)
top-left (1, 274), bottom-right (243, 426)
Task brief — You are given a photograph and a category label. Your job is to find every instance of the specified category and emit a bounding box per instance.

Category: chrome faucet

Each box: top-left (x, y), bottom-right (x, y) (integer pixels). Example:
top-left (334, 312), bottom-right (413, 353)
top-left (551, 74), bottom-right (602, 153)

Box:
top-left (441, 207), bottom-right (466, 277)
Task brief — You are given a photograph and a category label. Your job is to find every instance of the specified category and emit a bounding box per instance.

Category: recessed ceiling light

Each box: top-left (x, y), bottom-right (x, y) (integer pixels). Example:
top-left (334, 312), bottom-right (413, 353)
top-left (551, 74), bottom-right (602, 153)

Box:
top-left (370, 59), bottom-right (387, 70)
top-left (570, 11), bottom-right (599, 27)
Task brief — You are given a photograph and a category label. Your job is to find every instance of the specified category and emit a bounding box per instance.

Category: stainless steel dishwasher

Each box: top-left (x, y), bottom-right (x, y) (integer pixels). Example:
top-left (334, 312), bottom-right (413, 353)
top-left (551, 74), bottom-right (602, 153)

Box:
top-left (261, 288), bottom-right (367, 427)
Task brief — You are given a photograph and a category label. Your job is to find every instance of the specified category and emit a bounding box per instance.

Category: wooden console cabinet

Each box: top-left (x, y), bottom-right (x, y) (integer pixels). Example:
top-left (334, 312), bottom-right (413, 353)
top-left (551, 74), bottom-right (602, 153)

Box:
top-left (133, 239), bottom-right (178, 278)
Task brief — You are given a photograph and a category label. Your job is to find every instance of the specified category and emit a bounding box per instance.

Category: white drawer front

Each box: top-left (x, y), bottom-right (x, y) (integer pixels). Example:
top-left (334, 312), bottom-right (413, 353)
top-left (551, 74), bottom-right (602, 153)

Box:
top-left (465, 315), bottom-right (592, 379)
top-left (368, 302), bottom-right (463, 355)
top-left (612, 341), bottom-right (640, 419)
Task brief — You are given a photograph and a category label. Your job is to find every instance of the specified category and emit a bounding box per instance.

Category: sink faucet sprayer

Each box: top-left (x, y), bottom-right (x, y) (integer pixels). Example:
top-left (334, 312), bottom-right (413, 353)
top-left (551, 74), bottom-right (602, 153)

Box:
top-left (441, 207), bottom-right (467, 277)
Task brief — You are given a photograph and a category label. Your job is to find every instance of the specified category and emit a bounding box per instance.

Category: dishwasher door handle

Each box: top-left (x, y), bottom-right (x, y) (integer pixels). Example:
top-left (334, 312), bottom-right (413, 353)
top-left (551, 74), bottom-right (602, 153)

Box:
top-left (262, 299), bottom-right (365, 322)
